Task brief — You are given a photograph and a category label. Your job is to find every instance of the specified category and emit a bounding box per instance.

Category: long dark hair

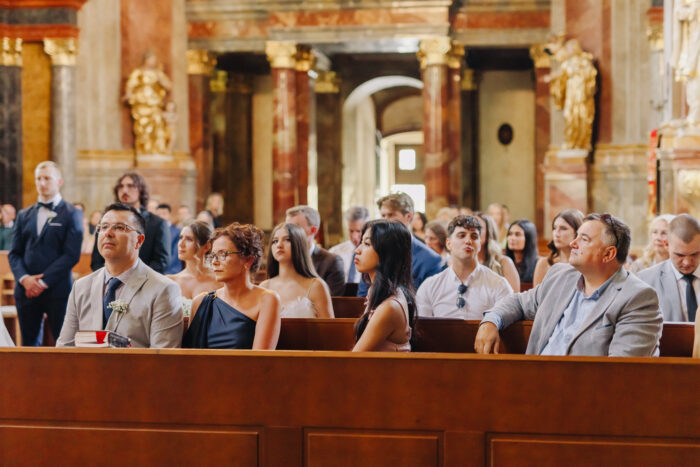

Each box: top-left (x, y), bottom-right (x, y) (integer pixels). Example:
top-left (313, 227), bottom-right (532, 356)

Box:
top-left (113, 172), bottom-right (149, 208)
top-left (546, 209), bottom-right (584, 265)
top-left (267, 222), bottom-right (318, 279)
top-left (505, 219), bottom-right (538, 283)
top-left (354, 220), bottom-right (416, 341)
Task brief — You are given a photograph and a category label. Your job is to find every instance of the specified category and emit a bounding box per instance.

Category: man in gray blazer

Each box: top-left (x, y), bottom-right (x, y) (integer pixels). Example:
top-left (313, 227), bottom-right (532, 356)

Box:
top-left (638, 214), bottom-right (700, 322)
top-left (57, 203), bottom-right (183, 348)
top-left (475, 213), bottom-right (662, 357)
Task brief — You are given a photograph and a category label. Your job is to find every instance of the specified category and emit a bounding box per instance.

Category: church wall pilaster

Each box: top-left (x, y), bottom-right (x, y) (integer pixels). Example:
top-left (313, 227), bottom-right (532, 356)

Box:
top-left (0, 38), bottom-right (23, 209)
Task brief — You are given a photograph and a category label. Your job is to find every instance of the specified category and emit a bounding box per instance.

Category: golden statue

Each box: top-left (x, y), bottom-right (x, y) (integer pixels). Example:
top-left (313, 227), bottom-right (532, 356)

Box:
top-left (124, 51), bottom-right (173, 154)
top-left (546, 38), bottom-right (597, 151)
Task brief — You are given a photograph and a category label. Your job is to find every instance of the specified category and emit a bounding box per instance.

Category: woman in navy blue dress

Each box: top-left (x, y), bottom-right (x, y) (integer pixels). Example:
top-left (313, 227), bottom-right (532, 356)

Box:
top-left (183, 222), bottom-right (280, 349)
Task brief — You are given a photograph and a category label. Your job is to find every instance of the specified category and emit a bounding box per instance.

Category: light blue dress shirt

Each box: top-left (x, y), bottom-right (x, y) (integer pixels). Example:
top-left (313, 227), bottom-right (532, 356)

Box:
top-left (539, 273), bottom-right (617, 356)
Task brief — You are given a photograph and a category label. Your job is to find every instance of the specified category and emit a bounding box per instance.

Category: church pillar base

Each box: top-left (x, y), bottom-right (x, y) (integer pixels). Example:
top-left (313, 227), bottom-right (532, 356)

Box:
top-left (543, 148), bottom-right (588, 234)
top-left (658, 130), bottom-right (700, 220)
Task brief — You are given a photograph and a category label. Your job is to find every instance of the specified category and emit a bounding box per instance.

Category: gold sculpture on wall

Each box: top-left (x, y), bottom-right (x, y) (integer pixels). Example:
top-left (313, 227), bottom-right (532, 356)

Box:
top-left (545, 37), bottom-right (598, 151)
top-left (124, 51), bottom-right (174, 155)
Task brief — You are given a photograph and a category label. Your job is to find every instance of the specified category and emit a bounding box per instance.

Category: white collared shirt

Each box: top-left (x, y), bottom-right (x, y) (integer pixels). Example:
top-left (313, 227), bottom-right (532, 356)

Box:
top-left (671, 264), bottom-right (700, 320)
top-left (37, 193), bottom-right (62, 235)
top-left (103, 259), bottom-right (140, 301)
top-left (416, 264), bottom-right (513, 319)
top-left (329, 240), bottom-right (360, 283)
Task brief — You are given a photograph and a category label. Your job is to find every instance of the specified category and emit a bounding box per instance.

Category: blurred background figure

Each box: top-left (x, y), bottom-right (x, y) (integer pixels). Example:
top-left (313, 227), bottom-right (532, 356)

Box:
top-left (533, 209), bottom-right (584, 286)
top-left (205, 192), bottom-right (224, 228)
top-left (156, 203), bottom-right (183, 274)
top-left (424, 220), bottom-right (449, 269)
top-left (630, 214), bottom-right (675, 274)
top-left (411, 211), bottom-right (428, 242)
top-left (505, 219), bottom-right (539, 284)
top-left (487, 203), bottom-right (510, 250)
top-left (0, 203), bottom-right (17, 250)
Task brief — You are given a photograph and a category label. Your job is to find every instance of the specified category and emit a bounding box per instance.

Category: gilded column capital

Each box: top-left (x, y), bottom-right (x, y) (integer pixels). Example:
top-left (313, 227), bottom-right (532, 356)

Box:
top-left (418, 37), bottom-right (451, 69)
top-left (529, 43), bottom-right (551, 68)
top-left (1, 38), bottom-right (23, 67)
top-left (461, 68), bottom-right (476, 91)
top-left (295, 45), bottom-right (314, 72)
top-left (266, 41), bottom-right (297, 69)
top-left (315, 70), bottom-right (340, 93)
top-left (44, 38), bottom-right (77, 66)
top-left (210, 70), bottom-right (228, 93)
top-left (447, 43), bottom-right (464, 70)
top-left (187, 49), bottom-right (216, 75)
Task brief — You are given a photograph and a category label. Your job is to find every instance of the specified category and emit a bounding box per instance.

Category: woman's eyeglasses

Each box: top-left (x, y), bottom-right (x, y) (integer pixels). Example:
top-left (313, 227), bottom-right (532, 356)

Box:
top-left (205, 250), bottom-right (244, 264)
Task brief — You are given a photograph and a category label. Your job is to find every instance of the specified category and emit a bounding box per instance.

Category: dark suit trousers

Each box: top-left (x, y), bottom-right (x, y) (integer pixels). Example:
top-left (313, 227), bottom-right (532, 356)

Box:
top-left (15, 293), bottom-right (69, 346)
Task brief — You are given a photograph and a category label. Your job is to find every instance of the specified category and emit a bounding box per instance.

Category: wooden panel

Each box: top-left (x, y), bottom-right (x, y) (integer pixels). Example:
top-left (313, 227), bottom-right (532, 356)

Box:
top-left (331, 296), bottom-right (365, 318)
top-left (306, 430), bottom-right (440, 467)
top-left (278, 318), bottom-right (356, 351)
top-left (0, 424), bottom-right (259, 466)
top-left (489, 435), bottom-right (700, 467)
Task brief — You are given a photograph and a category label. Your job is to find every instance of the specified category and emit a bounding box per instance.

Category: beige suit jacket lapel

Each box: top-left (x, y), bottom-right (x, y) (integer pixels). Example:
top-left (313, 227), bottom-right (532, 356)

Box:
top-left (88, 269), bottom-right (106, 330)
top-left (567, 268), bottom-right (626, 350)
top-left (107, 261), bottom-right (149, 331)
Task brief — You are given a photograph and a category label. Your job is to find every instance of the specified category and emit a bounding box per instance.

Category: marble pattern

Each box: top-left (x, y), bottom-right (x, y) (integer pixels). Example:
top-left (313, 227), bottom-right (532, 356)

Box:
top-left (188, 73), bottom-right (212, 212)
top-left (295, 70), bottom-right (310, 206)
top-left (452, 11), bottom-right (550, 30)
top-left (447, 66), bottom-right (461, 206)
top-left (422, 64), bottom-right (449, 220)
top-left (535, 67), bottom-right (551, 236)
top-left (316, 92), bottom-right (343, 246)
top-left (51, 65), bottom-right (77, 203)
top-left (271, 67), bottom-right (297, 224)
top-left (0, 65), bottom-right (22, 208)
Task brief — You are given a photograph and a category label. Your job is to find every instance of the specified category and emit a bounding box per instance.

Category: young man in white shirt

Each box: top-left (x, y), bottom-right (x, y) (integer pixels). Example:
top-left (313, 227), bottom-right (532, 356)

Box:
top-left (417, 215), bottom-right (512, 319)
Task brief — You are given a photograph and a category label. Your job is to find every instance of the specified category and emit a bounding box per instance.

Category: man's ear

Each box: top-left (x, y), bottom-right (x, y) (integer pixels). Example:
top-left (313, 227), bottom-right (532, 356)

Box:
top-left (603, 245), bottom-right (617, 263)
top-left (309, 225), bottom-right (319, 238)
top-left (136, 233), bottom-right (146, 249)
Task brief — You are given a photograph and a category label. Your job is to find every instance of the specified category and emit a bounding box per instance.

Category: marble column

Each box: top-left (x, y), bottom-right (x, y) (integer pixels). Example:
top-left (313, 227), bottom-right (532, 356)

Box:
top-left (419, 38), bottom-right (450, 220)
top-left (0, 38), bottom-right (23, 208)
top-left (447, 44), bottom-right (463, 207)
top-left (530, 44), bottom-right (551, 236)
top-left (44, 38), bottom-right (77, 203)
top-left (266, 41), bottom-right (298, 224)
top-left (295, 46), bottom-right (313, 206)
top-left (209, 69), bottom-right (228, 206)
top-left (187, 49), bottom-right (215, 212)
top-left (225, 73), bottom-right (254, 224)
top-left (315, 71), bottom-right (343, 247)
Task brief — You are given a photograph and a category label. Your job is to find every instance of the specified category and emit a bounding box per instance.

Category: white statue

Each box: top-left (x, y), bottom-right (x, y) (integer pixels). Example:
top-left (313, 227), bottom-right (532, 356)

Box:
top-left (672, 0), bottom-right (700, 126)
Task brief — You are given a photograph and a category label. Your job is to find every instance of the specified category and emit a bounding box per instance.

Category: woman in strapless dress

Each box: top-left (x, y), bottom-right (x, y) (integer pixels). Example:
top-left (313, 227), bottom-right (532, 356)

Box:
top-left (260, 223), bottom-right (333, 319)
top-left (352, 219), bottom-right (415, 352)
top-left (183, 223), bottom-right (281, 349)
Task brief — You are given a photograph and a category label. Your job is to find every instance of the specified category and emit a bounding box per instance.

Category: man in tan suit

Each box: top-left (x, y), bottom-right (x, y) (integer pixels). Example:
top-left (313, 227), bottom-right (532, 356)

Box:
top-left (57, 203), bottom-right (182, 348)
top-left (475, 213), bottom-right (662, 357)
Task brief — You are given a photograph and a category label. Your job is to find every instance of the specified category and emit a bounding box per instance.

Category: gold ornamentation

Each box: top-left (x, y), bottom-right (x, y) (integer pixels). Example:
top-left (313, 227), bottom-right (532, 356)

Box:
top-left (315, 70), bottom-right (340, 94)
top-left (266, 41), bottom-right (297, 69)
top-left (123, 51), bottom-right (174, 155)
top-left (529, 43), bottom-right (551, 68)
top-left (417, 37), bottom-right (451, 68)
top-left (1, 37), bottom-right (22, 67)
top-left (545, 37), bottom-right (597, 151)
top-left (447, 43), bottom-right (464, 70)
top-left (647, 24), bottom-right (663, 51)
top-left (187, 49), bottom-right (216, 75)
top-left (43, 38), bottom-right (77, 66)
top-left (461, 68), bottom-right (476, 91)
top-left (671, 0), bottom-right (700, 126)
top-left (295, 45), bottom-right (314, 72)
top-left (210, 70), bottom-right (228, 93)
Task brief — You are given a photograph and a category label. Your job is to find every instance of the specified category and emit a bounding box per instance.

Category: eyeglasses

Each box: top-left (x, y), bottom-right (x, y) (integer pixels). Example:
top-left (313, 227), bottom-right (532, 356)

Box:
top-left (205, 250), bottom-right (244, 264)
top-left (456, 283), bottom-right (468, 309)
top-left (96, 222), bottom-right (142, 235)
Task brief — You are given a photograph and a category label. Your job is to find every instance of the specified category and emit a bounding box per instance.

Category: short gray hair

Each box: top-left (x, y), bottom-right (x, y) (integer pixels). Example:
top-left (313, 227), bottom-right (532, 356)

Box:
top-left (286, 205), bottom-right (321, 228)
top-left (344, 206), bottom-right (370, 223)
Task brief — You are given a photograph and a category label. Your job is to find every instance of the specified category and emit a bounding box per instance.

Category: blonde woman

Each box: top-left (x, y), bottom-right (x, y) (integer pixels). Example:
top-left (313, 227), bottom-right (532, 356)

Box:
top-left (476, 212), bottom-right (520, 293)
top-left (630, 214), bottom-right (675, 274)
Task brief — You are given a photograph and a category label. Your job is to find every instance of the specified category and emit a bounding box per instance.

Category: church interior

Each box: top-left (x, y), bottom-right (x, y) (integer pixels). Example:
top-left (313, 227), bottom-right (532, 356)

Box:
top-left (2, 0), bottom-right (700, 465)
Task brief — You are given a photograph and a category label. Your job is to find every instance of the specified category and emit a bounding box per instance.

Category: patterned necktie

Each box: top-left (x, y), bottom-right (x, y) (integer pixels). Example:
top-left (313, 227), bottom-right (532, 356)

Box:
top-left (683, 274), bottom-right (697, 322)
top-left (348, 252), bottom-right (357, 283)
top-left (103, 277), bottom-right (123, 327)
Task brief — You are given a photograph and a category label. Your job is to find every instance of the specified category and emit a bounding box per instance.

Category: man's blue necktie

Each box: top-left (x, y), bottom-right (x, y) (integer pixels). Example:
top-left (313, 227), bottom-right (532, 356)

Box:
top-left (683, 274), bottom-right (697, 322)
top-left (348, 252), bottom-right (357, 283)
top-left (103, 277), bottom-right (123, 327)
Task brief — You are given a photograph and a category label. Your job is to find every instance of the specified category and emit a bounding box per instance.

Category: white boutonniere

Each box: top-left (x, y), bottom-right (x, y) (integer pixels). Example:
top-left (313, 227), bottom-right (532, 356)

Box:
top-left (47, 211), bottom-right (57, 222)
top-left (181, 299), bottom-right (192, 318)
top-left (107, 300), bottom-right (129, 315)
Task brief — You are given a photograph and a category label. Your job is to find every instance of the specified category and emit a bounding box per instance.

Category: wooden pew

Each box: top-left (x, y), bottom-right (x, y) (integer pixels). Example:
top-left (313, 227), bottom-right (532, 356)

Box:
top-left (2, 348), bottom-right (700, 466)
top-left (331, 296), bottom-right (365, 318)
top-left (278, 318), bottom-right (695, 357)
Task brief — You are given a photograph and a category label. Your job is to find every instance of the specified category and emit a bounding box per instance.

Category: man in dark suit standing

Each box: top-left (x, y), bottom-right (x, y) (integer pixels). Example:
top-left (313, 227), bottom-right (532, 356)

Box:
top-left (156, 203), bottom-right (182, 274)
top-left (286, 205), bottom-right (346, 296)
top-left (90, 172), bottom-right (170, 273)
top-left (9, 162), bottom-right (83, 345)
